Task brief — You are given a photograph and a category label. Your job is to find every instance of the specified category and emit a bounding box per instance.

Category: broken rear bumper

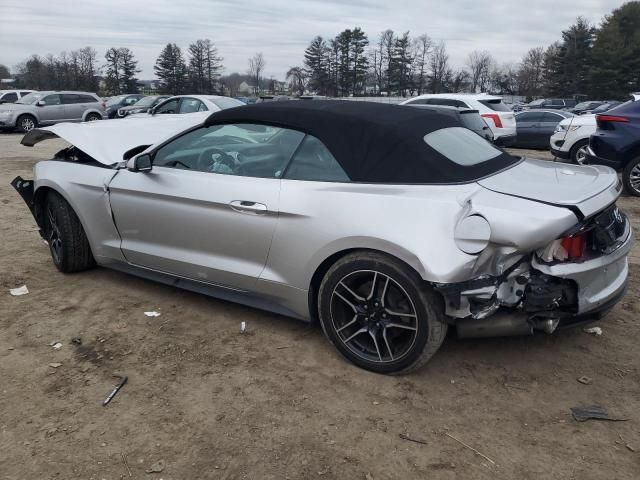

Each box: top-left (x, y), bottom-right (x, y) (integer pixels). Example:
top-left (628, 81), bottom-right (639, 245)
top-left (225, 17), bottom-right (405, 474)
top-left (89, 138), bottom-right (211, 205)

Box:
top-left (532, 220), bottom-right (633, 315)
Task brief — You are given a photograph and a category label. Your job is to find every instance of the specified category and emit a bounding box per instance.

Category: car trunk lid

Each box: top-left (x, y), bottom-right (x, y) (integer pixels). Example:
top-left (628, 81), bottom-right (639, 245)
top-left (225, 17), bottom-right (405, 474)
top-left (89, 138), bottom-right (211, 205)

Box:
top-left (478, 158), bottom-right (620, 218)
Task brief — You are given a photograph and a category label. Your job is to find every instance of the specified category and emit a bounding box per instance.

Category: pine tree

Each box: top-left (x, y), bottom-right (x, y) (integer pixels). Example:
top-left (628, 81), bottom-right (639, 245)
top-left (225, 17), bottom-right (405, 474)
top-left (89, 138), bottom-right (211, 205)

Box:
top-left (154, 43), bottom-right (188, 95)
top-left (388, 32), bottom-right (412, 95)
top-left (188, 39), bottom-right (223, 94)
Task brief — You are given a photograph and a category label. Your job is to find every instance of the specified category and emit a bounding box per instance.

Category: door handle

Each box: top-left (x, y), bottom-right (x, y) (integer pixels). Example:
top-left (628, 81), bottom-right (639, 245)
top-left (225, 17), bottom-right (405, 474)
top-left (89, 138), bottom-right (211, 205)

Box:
top-left (229, 200), bottom-right (268, 215)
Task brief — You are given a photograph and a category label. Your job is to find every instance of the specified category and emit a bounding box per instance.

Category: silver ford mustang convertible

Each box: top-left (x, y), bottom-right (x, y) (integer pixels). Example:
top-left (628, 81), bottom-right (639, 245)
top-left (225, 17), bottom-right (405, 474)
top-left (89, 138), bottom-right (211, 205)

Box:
top-left (13, 101), bottom-right (633, 374)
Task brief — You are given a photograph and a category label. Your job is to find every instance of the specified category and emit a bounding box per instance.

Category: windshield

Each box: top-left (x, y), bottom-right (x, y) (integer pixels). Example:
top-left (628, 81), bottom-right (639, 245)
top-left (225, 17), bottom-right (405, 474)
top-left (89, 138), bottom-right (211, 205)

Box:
top-left (528, 99), bottom-right (544, 106)
top-left (573, 102), bottom-right (592, 109)
top-left (106, 95), bottom-right (126, 106)
top-left (424, 127), bottom-right (503, 166)
top-left (15, 92), bottom-right (44, 105)
top-left (133, 96), bottom-right (157, 107)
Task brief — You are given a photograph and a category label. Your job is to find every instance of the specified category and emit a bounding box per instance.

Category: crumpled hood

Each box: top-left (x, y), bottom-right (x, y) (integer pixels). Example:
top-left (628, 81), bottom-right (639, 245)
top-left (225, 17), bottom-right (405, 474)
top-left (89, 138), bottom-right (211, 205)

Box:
top-left (21, 113), bottom-right (209, 165)
top-left (478, 158), bottom-right (620, 217)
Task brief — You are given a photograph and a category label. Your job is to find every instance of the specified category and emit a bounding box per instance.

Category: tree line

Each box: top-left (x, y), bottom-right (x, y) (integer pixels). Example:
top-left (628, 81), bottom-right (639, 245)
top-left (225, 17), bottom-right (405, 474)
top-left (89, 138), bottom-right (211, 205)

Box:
top-left (298, 1), bottom-right (639, 99)
top-left (3, 1), bottom-right (638, 100)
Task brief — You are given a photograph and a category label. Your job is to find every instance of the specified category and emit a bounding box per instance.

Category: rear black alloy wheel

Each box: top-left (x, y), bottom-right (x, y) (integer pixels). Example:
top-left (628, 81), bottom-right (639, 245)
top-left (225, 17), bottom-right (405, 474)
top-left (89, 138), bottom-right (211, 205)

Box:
top-left (331, 270), bottom-right (418, 363)
top-left (570, 139), bottom-right (589, 165)
top-left (622, 156), bottom-right (640, 197)
top-left (318, 252), bottom-right (447, 374)
top-left (44, 191), bottom-right (95, 273)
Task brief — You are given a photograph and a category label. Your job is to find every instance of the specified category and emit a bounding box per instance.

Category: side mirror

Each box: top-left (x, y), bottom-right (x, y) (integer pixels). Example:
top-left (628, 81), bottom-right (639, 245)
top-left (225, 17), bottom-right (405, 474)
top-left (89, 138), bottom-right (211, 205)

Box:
top-left (127, 153), bottom-right (152, 172)
top-left (36, 100), bottom-right (45, 107)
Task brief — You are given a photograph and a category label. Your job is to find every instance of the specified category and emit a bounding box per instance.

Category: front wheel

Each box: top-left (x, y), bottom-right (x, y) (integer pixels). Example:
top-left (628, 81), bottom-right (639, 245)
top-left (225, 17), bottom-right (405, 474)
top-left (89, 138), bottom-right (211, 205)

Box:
top-left (622, 157), bottom-right (640, 197)
top-left (85, 113), bottom-right (102, 122)
top-left (16, 114), bottom-right (36, 133)
top-left (44, 191), bottom-right (95, 272)
top-left (318, 251), bottom-right (447, 374)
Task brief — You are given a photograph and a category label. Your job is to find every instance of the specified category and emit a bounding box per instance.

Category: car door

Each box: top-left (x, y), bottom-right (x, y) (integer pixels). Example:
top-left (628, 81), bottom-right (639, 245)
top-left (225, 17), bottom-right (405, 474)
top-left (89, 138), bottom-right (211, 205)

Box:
top-left (515, 111), bottom-right (544, 147)
top-left (537, 112), bottom-right (565, 147)
top-left (61, 94), bottom-right (84, 121)
top-left (107, 123), bottom-right (305, 291)
top-left (37, 94), bottom-right (66, 124)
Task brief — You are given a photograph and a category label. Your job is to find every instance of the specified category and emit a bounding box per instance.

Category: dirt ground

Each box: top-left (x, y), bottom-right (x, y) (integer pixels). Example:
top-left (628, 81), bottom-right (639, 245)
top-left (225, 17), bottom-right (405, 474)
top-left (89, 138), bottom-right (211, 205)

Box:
top-left (1, 131), bottom-right (639, 480)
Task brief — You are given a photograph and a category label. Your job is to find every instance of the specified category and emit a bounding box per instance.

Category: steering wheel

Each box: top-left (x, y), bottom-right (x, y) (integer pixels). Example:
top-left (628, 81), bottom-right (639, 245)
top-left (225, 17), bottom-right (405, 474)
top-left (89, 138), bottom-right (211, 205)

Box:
top-left (196, 147), bottom-right (236, 172)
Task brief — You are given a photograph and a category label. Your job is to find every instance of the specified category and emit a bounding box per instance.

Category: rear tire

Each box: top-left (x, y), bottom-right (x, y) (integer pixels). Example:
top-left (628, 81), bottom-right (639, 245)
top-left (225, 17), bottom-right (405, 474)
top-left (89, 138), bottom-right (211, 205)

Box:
top-left (44, 191), bottom-right (95, 273)
top-left (318, 251), bottom-right (447, 374)
top-left (16, 114), bottom-right (36, 133)
top-left (85, 113), bottom-right (102, 122)
top-left (622, 157), bottom-right (640, 197)
top-left (569, 139), bottom-right (589, 165)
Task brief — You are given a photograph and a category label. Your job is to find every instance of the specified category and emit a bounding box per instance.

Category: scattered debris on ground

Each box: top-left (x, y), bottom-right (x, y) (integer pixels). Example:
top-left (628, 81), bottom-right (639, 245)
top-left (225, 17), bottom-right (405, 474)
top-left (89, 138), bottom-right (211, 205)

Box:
top-left (144, 311), bottom-right (161, 317)
top-left (584, 326), bottom-right (603, 336)
top-left (102, 375), bottom-right (128, 406)
top-left (577, 376), bottom-right (593, 385)
top-left (9, 285), bottom-right (29, 296)
top-left (146, 459), bottom-right (165, 473)
top-left (570, 406), bottom-right (627, 422)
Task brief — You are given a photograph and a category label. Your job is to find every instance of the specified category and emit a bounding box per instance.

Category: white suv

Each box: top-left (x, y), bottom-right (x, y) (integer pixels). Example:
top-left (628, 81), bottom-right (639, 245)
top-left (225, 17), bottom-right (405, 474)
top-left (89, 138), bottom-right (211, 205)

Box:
top-left (400, 94), bottom-right (516, 145)
top-left (0, 89), bottom-right (35, 104)
top-left (550, 114), bottom-right (596, 164)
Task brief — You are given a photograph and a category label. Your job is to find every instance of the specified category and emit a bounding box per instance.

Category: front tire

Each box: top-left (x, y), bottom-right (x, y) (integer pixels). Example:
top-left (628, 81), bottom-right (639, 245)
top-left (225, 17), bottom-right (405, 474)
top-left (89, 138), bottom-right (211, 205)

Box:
top-left (318, 251), bottom-right (447, 374)
top-left (570, 139), bottom-right (589, 165)
top-left (85, 113), bottom-right (102, 122)
top-left (44, 191), bottom-right (95, 272)
top-left (16, 114), bottom-right (36, 133)
top-left (622, 156), bottom-right (640, 197)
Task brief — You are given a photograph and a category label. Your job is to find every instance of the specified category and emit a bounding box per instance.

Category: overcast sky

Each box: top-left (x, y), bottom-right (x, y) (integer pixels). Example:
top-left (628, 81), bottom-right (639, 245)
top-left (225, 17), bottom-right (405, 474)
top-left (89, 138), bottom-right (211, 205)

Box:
top-left (0, 0), bottom-right (625, 80)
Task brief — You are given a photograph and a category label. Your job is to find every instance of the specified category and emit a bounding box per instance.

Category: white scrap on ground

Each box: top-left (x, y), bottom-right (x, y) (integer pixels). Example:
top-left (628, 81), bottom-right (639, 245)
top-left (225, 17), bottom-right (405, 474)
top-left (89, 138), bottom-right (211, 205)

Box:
top-left (9, 285), bottom-right (29, 296)
top-left (144, 311), bottom-right (161, 317)
top-left (584, 326), bottom-right (603, 336)
top-left (50, 342), bottom-right (62, 350)
top-left (240, 321), bottom-right (247, 333)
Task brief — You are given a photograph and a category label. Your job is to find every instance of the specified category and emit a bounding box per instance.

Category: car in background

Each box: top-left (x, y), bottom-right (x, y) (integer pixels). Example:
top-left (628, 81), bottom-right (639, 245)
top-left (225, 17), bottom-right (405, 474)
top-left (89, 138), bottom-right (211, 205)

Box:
top-left (585, 97), bottom-right (640, 195)
top-left (513, 109), bottom-right (574, 149)
top-left (0, 90), bottom-right (35, 104)
top-left (0, 91), bottom-right (104, 132)
top-left (256, 95), bottom-right (292, 102)
top-left (522, 98), bottom-right (577, 111)
top-left (234, 96), bottom-right (258, 104)
top-left (104, 94), bottom-right (145, 119)
top-left (568, 101), bottom-right (606, 115)
top-left (400, 94), bottom-right (516, 145)
top-left (128, 95), bottom-right (245, 119)
top-left (550, 114), bottom-right (596, 164)
top-left (405, 104), bottom-right (493, 142)
top-left (117, 95), bottom-right (170, 117)
top-left (591, 101), bottom-right (622, 114)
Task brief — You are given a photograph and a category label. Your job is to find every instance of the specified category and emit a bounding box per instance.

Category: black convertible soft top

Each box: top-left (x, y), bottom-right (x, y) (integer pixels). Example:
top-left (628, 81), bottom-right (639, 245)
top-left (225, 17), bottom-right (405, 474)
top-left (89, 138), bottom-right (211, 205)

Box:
top-left (204, 100), bottom-right (518, 184)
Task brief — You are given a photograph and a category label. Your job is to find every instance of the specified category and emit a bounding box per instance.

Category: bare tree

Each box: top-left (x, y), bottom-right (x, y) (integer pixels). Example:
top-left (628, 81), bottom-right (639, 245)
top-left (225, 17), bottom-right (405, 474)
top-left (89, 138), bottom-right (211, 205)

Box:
top-left (286, 66), bottom-right (307, 95)
top-left (467, 50), bottom-right (494, 92)
top-left (429, 41), bottom-right (450, 93)
top-left (518, 47), bottom-right (545, 98)
top-left (412, 34), bottom-right (432, 95)
top-left (248, 52), bottom-right (266, 95)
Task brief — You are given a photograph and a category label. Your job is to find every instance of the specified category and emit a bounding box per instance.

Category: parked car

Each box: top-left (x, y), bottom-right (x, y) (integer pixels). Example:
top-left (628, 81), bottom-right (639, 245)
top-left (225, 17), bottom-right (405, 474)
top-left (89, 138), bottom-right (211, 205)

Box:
top-left (550, 114), bottom-right (596, 164)
top-left (128, 95), bottom-right (245, 118)
top-left (256, 95), bottom-right (292, 102)
top-left (117, 95), bottom-right (170, 117)
top-left (0, 90), bottom-right (35, 104)
top-left (585, 97), bottom-right (640, 195)
top-left (514, 109), bottom-right (574, 148)
top-left (104, 94), bottom-right (145, 118)
top-left (13, 101), bottom-right (632, 373)
top-left (522, 98), bottom-right (577, 110)
top-left (568, 101), bottom-right (606, 115)
top-left (405, 104), bottom-right (493, 142)
top-left (400, 94), bottom-right (516, 145)
top-left (591, 101), bottom-right (622, 114)
top-left (0, 91), bottom-right (104, 133)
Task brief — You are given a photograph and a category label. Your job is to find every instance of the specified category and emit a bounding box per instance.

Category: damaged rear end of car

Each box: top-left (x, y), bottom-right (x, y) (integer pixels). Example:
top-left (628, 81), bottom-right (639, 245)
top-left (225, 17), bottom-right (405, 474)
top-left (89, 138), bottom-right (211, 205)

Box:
top-left (437, 159), bottom-right (632, 338)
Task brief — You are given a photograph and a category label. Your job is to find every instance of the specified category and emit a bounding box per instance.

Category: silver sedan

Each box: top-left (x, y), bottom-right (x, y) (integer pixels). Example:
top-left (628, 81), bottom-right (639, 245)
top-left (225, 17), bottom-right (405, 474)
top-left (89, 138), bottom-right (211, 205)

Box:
top-left (13, 101), bottom-right (632, 374)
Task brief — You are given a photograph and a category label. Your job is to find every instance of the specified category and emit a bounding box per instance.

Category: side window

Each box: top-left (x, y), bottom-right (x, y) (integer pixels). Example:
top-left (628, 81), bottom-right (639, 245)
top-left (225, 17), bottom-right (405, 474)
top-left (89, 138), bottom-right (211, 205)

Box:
top-left (42, 94), bottom-right (61, 106)
top-left (541, 113), bottom-right (564, 123)
top-left (178, 98), bottom-right (203, 113)
top-left (124, 96), bottom-right (139, 105)
top-left (79, 95), bottom-right (97, 103)
top-left (155, 99), bottom-right (179, 114)
top-left (516, 112), bottom-right (544, 123)
top-left (20, 91), bottom-right (32, 96)
top-left (406, 98), bottom-right (429, 105)
top-left (198, 102), bottom-right (208, 112)
top-left (2, 92), bottom-right (18, 102)
top-left (152, 123), bottom-right (305, 179)
top-left (284, 135), bottom-right (349, 182)
top-left (61, 94), bottom-right (81, 104)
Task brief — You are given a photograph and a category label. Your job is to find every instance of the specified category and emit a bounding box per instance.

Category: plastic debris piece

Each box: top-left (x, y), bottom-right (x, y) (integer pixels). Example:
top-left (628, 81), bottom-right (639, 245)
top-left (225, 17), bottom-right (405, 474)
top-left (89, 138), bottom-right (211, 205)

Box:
top-left (146, 460), bottom-right (165, 473)
top-left (48, 363), bottom-right (62, 368)
top-left (571, 406), bottom-right (627, 422)
top-left (10, 285), bottom-right (29, 296)
top-left (583, 326), bottom-right (602, 336)
top-left (240, 321), bottom-right (247, 333)
top-left (50, 342), bottom-right (62, 350)
top-left (577, 376), bottom-right (593, 385)
top-left (71, 337), bottom-right (82, 345)
top-left (144, 311), bottom-right (161, 317)
top-left (103, 375), bottom-right (128, 406)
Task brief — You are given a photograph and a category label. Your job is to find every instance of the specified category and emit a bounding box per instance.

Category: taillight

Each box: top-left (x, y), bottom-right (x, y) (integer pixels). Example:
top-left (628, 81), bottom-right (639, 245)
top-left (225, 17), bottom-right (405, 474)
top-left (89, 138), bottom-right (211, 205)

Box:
top-left (481, 113), bottom-right (503, 128)
top-left (596, 114), bottom-right (628, 123)
top-left (560, 233), bottom-right (585, 261)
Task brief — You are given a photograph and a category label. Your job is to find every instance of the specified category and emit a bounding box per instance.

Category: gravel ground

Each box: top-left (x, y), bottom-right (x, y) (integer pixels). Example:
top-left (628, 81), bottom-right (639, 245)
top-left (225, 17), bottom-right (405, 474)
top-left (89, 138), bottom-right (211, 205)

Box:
top-left (1, 132), bottom-right (639, 479)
